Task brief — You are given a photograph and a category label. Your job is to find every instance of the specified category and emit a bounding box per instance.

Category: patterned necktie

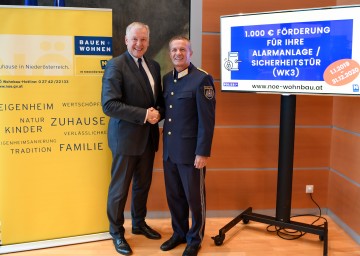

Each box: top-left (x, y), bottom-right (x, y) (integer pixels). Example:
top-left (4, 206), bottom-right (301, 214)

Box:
top-left (138, 58), bottom-right (154, 98)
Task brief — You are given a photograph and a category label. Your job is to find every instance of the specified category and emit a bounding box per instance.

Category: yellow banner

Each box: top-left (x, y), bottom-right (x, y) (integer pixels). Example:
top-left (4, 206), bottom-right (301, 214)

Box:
top-left (0, 6), bottom-right (112, 245)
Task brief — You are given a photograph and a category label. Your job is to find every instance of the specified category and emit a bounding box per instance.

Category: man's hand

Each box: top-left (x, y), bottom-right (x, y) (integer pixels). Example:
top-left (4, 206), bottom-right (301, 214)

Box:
top-left (146, 107), bottom-right (160, 124)
top-left (194, 155), bottom-right (208, 169)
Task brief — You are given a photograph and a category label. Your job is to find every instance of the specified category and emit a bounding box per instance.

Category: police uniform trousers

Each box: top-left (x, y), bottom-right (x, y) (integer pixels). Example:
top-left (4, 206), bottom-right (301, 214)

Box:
top-left (163, 157), bottom-right (206, 247)
top-left (107, 138), bottom-right (155, 239)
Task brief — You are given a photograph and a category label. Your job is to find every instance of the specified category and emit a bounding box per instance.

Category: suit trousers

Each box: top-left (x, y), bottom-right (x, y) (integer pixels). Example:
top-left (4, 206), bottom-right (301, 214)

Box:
top-left (107, 139), bottom-right (155, 239)
top-left (163, 158), bottom-right (206, 247)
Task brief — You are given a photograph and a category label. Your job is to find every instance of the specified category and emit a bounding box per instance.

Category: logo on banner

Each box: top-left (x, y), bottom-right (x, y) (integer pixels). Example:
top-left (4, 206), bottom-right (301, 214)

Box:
top-left (74, 36), bottom-right (112, 55)
top-left (100, 60), bottom-right (108, 69)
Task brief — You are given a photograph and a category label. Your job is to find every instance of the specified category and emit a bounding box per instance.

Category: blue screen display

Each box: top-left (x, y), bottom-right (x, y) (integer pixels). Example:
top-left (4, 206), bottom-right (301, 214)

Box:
top-left (230, 20), bottom-right (353, 81)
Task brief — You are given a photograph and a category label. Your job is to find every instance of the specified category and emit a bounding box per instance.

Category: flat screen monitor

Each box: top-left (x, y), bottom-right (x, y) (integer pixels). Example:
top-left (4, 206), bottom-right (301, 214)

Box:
top-left (220, 5), bottom-right (360, 95)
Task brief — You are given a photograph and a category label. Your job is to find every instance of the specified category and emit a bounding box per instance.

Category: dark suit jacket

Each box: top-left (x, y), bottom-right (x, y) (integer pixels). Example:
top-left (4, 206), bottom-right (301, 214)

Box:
top-left (102, 51), bottom-right (164, 156)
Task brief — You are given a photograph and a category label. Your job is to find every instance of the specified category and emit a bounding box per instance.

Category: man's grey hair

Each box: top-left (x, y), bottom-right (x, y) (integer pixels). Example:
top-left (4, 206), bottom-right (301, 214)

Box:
top-left (126, 22), bottom-right (150, 38)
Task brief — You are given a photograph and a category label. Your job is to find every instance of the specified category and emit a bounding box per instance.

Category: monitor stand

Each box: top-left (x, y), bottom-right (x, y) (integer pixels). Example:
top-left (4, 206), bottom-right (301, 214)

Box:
top-left (211, 94), bottom-right (328, 256)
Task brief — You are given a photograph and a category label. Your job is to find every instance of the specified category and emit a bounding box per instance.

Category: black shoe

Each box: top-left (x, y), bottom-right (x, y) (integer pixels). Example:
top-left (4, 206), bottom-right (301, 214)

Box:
top-left (182, 244), bottom-right (200, 256)
top-left (132, 223), bottom-right (161, 239)
top-left (160, 236), bottom-right (186, 251)
top-left (113, 237), bottom-right (132, 255)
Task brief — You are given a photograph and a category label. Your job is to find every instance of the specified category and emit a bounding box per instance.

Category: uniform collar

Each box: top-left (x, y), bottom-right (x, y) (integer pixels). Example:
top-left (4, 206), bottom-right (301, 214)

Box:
top-left (173, 63), bottom-right (193, 80)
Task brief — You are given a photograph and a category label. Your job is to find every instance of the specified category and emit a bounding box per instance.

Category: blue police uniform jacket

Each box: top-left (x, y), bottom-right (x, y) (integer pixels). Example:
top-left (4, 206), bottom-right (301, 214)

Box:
top-left (162, 63), bottom-right (216, 164)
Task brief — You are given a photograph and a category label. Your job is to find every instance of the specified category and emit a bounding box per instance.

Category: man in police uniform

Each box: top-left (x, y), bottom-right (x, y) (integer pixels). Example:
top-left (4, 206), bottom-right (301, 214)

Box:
top-left (160, 36), bottom-right (216, 256)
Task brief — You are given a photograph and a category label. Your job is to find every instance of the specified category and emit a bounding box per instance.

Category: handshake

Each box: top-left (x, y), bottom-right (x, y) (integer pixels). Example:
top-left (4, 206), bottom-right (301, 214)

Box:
top-left (146, 107), bottom-right (161, 124)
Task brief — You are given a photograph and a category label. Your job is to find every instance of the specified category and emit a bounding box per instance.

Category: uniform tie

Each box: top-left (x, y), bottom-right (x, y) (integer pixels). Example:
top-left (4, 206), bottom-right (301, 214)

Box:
top-left (138, 58), bottom-right (154, 98)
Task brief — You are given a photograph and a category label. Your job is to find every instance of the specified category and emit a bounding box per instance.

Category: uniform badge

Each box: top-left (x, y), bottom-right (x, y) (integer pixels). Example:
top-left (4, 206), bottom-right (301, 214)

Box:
top-left (204, 86), bottom-right (214, 100)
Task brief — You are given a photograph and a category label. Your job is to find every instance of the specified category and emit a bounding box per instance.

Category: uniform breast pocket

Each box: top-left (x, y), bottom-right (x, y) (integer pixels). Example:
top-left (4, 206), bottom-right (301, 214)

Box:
top-left (176, 91), bottom-right (195, 113)
top-left (177, 91), bottom-right (193, 100)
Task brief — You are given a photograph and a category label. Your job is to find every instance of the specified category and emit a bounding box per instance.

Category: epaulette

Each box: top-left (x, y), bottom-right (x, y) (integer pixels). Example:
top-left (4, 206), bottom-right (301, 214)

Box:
top-left (197, 67), bottom-right (208, 75)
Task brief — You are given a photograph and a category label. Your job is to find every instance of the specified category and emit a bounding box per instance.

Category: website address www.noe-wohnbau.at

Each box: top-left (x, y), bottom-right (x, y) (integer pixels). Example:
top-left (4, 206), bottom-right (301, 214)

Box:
top-left (252, 83), bottom-right (323, 91)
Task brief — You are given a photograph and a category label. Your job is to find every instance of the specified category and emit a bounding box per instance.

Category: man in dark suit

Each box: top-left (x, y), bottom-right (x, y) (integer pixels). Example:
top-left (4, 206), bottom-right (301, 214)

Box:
top-left (101, 22), bottom-right (164, 255)
top-left (160, 36), bottom-right (216, 256)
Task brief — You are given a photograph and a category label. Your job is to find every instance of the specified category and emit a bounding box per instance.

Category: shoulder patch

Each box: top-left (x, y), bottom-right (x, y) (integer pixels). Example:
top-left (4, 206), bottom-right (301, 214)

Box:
top-left (197, 67), bottom-right (208, 75)
top-left (204, 86), bottom-right (214, 100)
